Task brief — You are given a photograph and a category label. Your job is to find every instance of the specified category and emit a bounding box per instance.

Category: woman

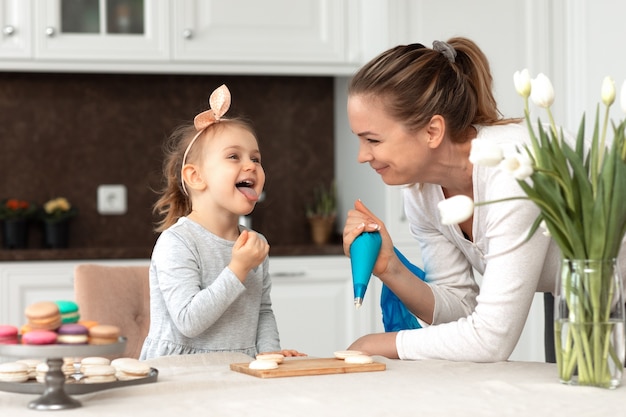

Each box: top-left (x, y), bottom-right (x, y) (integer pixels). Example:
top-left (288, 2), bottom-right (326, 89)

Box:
top-left (341, 37), bottom-right (565, 362)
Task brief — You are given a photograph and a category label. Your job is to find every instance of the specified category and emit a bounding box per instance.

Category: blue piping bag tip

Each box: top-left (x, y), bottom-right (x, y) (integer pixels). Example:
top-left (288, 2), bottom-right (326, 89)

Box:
top-left (350, 232), bottom-right (382, 307)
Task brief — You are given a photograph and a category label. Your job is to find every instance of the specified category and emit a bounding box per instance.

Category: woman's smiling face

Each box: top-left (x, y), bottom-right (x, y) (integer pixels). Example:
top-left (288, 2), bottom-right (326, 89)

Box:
top-left (347, 94), bottom-right (432, 186)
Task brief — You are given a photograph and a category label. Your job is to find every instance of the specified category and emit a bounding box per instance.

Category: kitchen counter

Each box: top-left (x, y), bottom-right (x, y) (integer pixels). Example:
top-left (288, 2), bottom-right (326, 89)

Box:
top-left (0, 244), bottom-right (344, 261)
top-left (0, 248), bottom-right (153, 261)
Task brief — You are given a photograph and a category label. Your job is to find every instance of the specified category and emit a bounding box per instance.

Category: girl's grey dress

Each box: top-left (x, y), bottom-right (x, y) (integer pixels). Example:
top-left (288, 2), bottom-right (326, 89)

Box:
top-left (140, 217), bottom-right (280, 360)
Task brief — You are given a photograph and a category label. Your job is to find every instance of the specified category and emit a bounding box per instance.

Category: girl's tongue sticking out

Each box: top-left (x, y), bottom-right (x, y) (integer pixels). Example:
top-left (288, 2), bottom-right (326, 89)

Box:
top-left (237, 183), bottom-right (258, 201)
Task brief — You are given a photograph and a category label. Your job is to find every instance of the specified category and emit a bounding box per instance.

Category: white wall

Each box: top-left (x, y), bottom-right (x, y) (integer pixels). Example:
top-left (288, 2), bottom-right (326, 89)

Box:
top-left (333, 76), bottom-right (386, 231)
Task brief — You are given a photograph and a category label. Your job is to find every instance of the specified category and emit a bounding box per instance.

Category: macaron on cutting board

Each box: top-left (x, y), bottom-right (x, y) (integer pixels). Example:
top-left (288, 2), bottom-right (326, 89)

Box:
top-left (230, 357), bottom-right (385, 378)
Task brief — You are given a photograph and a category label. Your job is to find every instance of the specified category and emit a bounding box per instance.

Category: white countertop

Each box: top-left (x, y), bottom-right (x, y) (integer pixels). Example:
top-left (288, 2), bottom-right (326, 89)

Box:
top-left (1, 352), bottom-right (625, 416)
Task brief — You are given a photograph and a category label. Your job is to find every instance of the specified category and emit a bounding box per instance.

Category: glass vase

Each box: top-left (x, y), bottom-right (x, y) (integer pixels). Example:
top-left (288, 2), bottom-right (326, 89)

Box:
top-left (554, 258), bottom-right (625, 388)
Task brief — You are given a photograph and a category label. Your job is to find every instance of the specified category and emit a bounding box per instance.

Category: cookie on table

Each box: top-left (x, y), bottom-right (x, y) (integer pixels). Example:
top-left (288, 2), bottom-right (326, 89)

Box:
top-left (344, 354), bottom-right (374, 364)
top-left (35, 362), bottom-right (48, 383)
top-left (0, 324), bottom-right (19, 344)
top-left (21, 330), bottom-right (58, 345)
top-left (81, 364), bottom-right (117, 384)
top-left (16, 358), bottom-right (43, 379)
top-left (35, 359), bottom-right (75, 384)
top-left (110, 357), bottom-right (151, 381)
top-left (256, 353), bottom-right (284, 364)
top-left (78, 320), bottom-right (99, 330)
top-left (24, 301), bottom-right (62, 331)
top-left (19, 323), bottom-right (33, 335)
top-left (80, 357), bottom-right (111, 374)
top-left (62, 358), bottom-right (78, 376)
top-left (88, 324), bottom-right (120, 345)
top-left (333, 350), bottom-right (364, 360)
top-left (248, 359), bottom-right (278, 370)
top-left (0, 362), bottom-right (30, 383)
top-left (55, 300), bottom-right (80, 324)
top-left (56, 323), bottom-right (89, 345)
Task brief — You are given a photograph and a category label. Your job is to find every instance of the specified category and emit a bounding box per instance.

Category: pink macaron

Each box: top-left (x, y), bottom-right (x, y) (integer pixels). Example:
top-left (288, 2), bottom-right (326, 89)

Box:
top-left (0, 324), bottom-right (19, 344)
top-left (21, 329), bottom-right (58, 345)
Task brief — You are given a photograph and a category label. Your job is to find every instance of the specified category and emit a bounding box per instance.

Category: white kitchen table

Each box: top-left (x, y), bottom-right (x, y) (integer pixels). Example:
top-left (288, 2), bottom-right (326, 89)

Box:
top-left (1, 352), bottom-right (624, 416)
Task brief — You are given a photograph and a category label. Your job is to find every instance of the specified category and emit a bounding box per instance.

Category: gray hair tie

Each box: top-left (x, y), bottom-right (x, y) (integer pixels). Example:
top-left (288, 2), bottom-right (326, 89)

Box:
top-left (432, 40), bottom-right (456, 63)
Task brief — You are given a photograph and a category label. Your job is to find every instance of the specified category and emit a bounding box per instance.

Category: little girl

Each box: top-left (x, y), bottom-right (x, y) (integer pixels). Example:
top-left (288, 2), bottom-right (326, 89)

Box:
top-left (140, 85), bottom-right (304, 360)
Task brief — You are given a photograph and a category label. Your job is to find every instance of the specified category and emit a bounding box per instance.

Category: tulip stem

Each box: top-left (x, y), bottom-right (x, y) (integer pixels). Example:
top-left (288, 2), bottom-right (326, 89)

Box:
top-left (599, 102), bottom-right (610, 165)
top-left (473, 196), bottom-right (528, 207)
top-left (546, 107), bottom-right (558, 139)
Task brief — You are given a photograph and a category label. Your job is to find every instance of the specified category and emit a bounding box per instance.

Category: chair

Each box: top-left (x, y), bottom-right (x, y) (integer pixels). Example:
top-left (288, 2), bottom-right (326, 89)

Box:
top-left (74, 264), bottom-right (150, 359)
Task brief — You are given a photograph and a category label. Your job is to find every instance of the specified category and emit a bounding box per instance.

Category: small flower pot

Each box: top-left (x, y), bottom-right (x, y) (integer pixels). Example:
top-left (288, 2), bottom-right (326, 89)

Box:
top-left (1, 218), bottom-right (29, 249)
top-left (308, 215), bottom-right (336, 245)
top-left (42, 220), bottom-right (70, 249)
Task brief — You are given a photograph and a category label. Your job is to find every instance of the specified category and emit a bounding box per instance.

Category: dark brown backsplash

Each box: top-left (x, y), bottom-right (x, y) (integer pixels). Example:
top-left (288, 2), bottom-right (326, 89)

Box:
top-left (0, 72), bottom-right (335, 254)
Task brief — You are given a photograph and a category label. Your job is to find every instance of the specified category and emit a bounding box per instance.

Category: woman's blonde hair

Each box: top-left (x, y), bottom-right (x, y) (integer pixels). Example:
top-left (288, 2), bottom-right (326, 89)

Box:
top-left (349, 37), bottom-right (517, 142)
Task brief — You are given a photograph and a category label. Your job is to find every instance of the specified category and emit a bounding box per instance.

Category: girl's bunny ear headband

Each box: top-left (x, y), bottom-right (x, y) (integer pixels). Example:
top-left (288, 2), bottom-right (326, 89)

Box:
top-left (181, 84), bottom-right (232, 195)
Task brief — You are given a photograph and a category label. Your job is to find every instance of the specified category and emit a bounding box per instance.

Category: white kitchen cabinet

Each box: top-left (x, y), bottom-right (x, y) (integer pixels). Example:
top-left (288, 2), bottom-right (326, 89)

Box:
top-left (0, 0), bottom-right (363, 75)
top-left (0, 261), bottom-right (75, 327)
top-left (172, 0), bottom-right (360, 74)
top-left (33, 0), bottom-right (169, 61)
top-left (269, 256), bottom-right (380, 357)
top-left (0, 0), bottom-right (31, 58)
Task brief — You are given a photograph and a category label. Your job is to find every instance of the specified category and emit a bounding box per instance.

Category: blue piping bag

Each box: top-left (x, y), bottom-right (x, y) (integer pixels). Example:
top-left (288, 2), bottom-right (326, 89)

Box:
top-left (350, 231), bottom-right (382, 308)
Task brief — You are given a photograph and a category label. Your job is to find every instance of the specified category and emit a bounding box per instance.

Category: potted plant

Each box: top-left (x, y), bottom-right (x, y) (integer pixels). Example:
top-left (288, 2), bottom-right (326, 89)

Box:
top-left (306, 180), bottom-right (337, 245)
top-left (0, 199), bottom-right (38, 249)
top-left (39, 197), bottom-right (78, 249)
top-left (439, 71), bottom-right (626, 388)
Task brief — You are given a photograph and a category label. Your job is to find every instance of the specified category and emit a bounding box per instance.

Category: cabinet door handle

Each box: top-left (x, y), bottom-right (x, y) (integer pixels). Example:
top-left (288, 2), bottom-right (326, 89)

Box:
top-left (182, 28), bottom-right (193, 39)
top-left (45, 27), bottom-right (56, 37)
top-left (3, 25), bottom-right (15, 36)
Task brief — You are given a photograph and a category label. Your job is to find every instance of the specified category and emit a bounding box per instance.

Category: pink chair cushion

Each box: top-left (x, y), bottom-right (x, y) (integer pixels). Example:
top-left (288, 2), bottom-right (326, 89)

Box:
top-left (74, 264), bottom-right (150, 359)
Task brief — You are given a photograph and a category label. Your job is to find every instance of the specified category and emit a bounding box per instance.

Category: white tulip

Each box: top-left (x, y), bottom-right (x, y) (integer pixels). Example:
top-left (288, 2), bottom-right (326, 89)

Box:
top-left (469, 139), bottom-right (504, 167)
top-left (499, 152), bottom-right (534, 180)
top-left (601, 76), bottom-right (616, 106)
top-left (514, 69), bottom-right (531, 98)
top-left (438, 195), bottom-right (474, 225)
top-left (530, 73), bottom-right (555, 108)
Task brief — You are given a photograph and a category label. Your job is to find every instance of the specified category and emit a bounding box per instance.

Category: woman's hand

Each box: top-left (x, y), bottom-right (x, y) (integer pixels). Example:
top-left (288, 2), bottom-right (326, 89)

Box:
top-left (343, 200), bottom-right (435, 323)
top-left (348, 333), bottom-right (399, 359)
top-left (342, 199), bottom-right (396, 278)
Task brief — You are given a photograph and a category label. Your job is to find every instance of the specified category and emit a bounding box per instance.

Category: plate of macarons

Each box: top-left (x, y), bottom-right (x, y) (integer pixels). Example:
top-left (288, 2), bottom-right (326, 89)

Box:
top-left (0, 300), bottom-right (158, 395)
top-left (0, 300), bottom-right (126, 357)
top-left (0, 356), bottom-right (158, 395)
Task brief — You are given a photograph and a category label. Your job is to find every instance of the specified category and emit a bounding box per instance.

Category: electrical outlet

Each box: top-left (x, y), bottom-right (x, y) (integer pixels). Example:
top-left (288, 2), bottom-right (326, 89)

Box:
top-left (97, 184), bottom-right (127, 215)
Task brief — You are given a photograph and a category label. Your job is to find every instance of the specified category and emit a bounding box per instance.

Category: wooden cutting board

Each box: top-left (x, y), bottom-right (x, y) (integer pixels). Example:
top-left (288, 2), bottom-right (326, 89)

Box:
top-left (230, 357), bottom-right (385, 378)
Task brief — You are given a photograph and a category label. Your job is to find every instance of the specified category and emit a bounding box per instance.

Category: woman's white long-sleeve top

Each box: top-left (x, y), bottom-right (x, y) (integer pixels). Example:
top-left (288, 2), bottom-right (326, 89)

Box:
top-left (396, 122), bottom-right (625, 362)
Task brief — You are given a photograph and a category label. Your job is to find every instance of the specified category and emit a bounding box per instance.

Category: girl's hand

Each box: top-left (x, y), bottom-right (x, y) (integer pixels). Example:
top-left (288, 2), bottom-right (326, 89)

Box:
top-left (342, 200), bottom-right (395, 278)
top-left (229, 230), bottom-right (269, 281)
top-left (260, 349), bottom-right (308, 357)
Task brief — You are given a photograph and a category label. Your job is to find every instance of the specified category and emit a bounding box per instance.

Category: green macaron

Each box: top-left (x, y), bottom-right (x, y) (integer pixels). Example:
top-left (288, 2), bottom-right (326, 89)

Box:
top-left (55, 300), bottom-right (80, 324)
